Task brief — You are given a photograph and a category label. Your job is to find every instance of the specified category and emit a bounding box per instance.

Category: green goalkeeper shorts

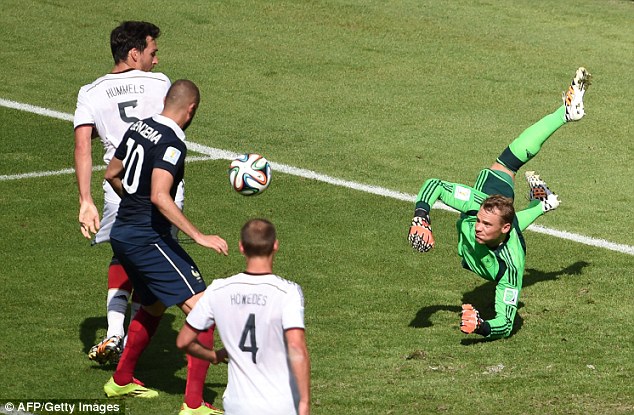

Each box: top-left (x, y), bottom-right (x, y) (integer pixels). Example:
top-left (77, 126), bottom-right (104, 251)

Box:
top-left (473, 168), bottom-right (515, 199)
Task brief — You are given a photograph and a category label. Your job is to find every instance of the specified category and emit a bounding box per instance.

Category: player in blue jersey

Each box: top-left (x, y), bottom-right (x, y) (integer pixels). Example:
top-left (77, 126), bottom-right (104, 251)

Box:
top-left (409, 67), bottom-right (591, 340)
top-left (103, 80), bottom-right (227, 415)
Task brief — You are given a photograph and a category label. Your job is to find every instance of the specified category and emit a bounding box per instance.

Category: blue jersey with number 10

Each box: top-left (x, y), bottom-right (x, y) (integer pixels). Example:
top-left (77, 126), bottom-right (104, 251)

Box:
top-left (110, 114), bottom-right (187, 245)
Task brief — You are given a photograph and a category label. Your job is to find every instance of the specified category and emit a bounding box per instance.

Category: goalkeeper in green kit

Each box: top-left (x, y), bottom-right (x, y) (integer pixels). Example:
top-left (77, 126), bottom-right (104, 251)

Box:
top-left (408, 67), bottom-right (591, 339)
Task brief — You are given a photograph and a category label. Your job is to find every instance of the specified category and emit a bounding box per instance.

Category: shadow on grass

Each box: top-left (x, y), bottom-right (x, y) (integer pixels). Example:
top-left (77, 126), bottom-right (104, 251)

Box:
top-left (409, 261), bottom-right (591, 343)
top-left (79, 316), bottom-right (108, 354)
top-left (79, 312), bottom-right (224, 402)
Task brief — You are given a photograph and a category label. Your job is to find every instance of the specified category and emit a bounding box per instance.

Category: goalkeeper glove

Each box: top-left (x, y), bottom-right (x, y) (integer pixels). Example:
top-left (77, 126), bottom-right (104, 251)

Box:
top-left (408, 210), bottom-right (434, 252)
top-left (460, 304), bottom-right (484, 334)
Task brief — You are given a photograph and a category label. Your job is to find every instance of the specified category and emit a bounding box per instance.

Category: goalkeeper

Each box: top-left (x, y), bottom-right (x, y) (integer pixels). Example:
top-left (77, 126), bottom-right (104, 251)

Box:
top-left (408, 67), bottom-right (591, 339)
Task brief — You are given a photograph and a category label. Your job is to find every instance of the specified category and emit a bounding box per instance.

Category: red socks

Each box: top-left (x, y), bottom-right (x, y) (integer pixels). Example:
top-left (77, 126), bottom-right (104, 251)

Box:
top-left (184, 326), bottom-right (215, 408)
top-left (113, 308), bottom-right (161, 386)
top-left (111, 307), bottom-right (215, 409)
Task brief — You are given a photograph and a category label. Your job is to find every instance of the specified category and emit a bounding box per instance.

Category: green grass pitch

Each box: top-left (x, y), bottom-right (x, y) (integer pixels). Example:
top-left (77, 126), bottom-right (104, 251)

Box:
top-left (0, 1), bottom-right (633, 414)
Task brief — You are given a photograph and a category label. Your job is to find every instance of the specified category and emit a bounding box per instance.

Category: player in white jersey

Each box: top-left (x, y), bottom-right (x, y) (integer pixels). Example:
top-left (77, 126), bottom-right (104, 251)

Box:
top-left (177, 219), bottom-right (311, 415)
top-left (74, 21), bottom-right (183, 365)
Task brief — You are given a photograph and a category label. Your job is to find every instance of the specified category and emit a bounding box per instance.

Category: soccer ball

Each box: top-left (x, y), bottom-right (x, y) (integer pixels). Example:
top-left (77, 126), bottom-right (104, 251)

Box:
top-left (228, 153), bottom-right (272, 196)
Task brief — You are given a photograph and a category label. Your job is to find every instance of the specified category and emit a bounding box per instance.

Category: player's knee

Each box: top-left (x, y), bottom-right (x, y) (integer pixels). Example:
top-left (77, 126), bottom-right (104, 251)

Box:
top-left (107, 264), bottom-right (131, 290)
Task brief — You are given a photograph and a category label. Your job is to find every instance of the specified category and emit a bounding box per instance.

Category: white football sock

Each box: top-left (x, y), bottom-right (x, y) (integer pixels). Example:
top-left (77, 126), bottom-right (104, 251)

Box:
top-left (106, 288), bottom-right (129, 339)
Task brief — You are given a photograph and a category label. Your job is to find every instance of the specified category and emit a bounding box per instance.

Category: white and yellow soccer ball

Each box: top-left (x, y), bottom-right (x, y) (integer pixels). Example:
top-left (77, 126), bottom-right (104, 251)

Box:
top-left (228, 153), bottom-right (272, 196)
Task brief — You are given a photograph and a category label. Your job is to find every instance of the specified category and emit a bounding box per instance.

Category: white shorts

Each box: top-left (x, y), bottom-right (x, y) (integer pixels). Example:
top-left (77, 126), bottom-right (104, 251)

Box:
top-left (94, 179), bottom-right (185, 244)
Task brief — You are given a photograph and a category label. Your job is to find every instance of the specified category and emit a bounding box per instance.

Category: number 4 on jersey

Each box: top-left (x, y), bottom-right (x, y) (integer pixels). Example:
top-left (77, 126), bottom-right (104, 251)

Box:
top-left (239, 313), bottom-right (258, 363)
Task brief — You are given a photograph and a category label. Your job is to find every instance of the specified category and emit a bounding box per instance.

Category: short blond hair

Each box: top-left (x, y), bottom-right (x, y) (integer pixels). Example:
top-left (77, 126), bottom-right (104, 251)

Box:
top-left (481, 194), bottom-right (515, 225)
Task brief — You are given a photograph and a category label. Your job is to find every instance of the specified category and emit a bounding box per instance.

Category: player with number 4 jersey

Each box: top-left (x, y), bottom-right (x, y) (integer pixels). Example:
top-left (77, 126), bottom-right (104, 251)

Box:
top-left (189, 273), bottom-right (306, 415)
top-left (178, 219), bottom-right (311, 415)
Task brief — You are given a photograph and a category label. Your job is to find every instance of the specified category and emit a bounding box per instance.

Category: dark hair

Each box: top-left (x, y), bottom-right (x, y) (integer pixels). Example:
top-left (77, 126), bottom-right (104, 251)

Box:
top-left (481, 194), bottom-right (515, 225)
top-left (240, 219), bottom-right (277, 257)
top-left (110, 21), bottom-right (160, 64)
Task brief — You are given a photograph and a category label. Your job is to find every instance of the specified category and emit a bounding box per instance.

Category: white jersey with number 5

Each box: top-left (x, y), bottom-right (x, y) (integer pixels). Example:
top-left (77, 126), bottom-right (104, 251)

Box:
top-left (187, 273), bottom-right (306, 415)
top-left (74, 70), bottom-right (171, 203)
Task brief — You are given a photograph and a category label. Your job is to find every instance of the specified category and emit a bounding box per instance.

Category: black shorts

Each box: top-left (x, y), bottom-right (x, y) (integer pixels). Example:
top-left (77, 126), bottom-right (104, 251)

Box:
top-left (111, 236), bottom-right (206, 307)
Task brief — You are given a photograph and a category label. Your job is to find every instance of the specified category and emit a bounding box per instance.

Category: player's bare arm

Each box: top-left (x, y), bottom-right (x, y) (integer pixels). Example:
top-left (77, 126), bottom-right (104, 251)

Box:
top-left (286, 328), bottom-right (311, 415)
top-left (104, 157), bottom-right (125, 198)
top-left (151, 168), bottom-right (228, 255)
top-left (176, 322), bottom-right (228, 365)
top-left (74, 125), bottom-right (100, 238)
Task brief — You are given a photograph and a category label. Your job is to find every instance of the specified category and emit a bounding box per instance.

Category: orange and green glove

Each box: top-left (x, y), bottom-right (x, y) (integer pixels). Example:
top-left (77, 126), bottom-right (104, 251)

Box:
top-left (460, 304), bottom-right (484, 334)
top-left (408, 211), bottom-right (434, 253)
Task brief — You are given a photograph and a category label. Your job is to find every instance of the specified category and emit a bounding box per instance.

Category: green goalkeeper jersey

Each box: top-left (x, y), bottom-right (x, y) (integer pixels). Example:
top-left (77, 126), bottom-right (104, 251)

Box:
top-left (415, 178), bottom-right (526, 339)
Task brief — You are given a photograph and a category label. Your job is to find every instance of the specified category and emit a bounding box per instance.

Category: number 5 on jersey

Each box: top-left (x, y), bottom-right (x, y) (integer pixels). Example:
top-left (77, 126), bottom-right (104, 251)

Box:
top-left (239, 313), bottom-right (258, 364)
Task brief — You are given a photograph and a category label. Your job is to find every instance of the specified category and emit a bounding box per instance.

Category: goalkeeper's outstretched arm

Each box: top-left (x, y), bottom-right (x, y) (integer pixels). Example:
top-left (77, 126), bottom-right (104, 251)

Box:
top-left (485, 281), bottom-right (520, 339)
top-left (414, 178), bottom-right (487, 218)
top-left (409, 179), bottom-right (486, 252)
top-left (460, 283), bottom-right (519, 339)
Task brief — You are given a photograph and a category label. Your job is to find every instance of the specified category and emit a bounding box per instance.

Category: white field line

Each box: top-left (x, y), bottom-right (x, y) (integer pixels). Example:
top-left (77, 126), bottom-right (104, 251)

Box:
top-left (0, 98), bottom-right (74, 122)
top-left (0, 155), bottom-right (212, 181)
top-left (2, 98), bottom-right (633, 256)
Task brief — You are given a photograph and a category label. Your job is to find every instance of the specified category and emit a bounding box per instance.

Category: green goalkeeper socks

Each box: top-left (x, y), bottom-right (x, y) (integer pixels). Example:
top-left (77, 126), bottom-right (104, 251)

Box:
top-left (496, 106), bottom-right (566, 172)
top-left (516, 200), bottom-right (544, 231)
